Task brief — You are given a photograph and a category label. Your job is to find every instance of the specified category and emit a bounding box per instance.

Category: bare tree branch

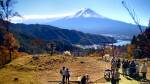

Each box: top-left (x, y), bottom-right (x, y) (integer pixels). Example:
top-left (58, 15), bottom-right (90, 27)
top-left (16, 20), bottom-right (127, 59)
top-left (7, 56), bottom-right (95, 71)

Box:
top-left (122, 1), bottom-right (143, 33)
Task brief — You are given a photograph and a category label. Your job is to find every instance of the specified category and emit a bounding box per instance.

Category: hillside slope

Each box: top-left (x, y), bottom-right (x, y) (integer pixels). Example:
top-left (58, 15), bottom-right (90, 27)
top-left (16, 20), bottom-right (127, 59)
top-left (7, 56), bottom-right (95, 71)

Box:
top-left (10, 23), bottom-right (116, 45)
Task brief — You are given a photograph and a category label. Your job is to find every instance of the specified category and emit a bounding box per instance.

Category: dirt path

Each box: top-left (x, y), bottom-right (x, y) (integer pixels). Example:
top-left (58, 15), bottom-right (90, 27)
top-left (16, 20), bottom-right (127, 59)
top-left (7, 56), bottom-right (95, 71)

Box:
top-left (1, 55), bottom-right (150, 84)
top-left (37, 57), bottom-right (149, 84)
top-left (37, 57), bottom-right (110, 84)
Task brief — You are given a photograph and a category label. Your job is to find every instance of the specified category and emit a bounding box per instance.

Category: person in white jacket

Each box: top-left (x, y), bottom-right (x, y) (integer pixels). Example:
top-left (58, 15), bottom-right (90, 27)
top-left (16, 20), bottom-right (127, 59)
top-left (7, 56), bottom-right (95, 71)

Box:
top-left (60, 67), bottom-right (66, 84)
top-left (140, 61), bottom-right (147, 80)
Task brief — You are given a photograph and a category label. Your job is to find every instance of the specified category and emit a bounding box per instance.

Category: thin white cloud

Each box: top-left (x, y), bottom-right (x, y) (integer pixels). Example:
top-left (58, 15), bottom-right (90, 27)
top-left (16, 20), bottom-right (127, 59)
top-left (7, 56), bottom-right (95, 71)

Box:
top-left (11, 13), bottom-right (74, 23)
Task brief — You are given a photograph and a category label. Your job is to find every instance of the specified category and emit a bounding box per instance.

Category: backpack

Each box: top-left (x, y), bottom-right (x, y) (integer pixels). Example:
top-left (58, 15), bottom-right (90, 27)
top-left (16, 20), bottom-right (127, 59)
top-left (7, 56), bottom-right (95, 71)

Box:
top-left (60, 70), bottom-right (62, 75)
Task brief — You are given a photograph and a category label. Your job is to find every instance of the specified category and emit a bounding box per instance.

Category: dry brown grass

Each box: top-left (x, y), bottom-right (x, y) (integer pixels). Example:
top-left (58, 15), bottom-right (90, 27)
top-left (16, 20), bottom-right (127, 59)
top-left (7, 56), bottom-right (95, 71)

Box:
top-left (0, 55), bottom-right (41, 84)
top-left (0, 54), bottom-right (150, 84)
top-left (0, 55), bottom-right (109, 84)
top-left (35, 56), bottom-right (110, 84)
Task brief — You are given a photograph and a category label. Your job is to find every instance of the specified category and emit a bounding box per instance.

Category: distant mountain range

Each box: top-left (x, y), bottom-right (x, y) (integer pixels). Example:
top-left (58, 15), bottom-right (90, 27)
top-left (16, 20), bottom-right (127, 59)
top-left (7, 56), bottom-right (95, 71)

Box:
top-left (22, 8), bottom-right (146, 40)
top-left (1, 22), bottom-right (116, 53)
top-left (10, 23), bottom-right (116, 45)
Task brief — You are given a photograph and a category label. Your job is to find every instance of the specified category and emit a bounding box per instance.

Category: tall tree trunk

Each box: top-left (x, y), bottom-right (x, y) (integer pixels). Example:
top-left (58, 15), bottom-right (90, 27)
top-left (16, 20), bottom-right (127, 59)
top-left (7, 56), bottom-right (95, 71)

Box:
top-left (8, 49), bottom-right (11, 62)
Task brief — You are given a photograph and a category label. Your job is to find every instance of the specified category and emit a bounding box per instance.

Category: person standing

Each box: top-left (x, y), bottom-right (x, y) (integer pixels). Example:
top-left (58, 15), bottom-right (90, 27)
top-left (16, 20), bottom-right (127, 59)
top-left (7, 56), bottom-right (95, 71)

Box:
top-left (135, 60), bottom-right (140, 76)
top-left (60, 67), bottom-right (66, 84)
top-left (111, 70), bottom-right (115, 84)
top-left (116, 59), bottom-right (121, 71)
top-left (115, 69), bottom-right (120, 84)
top-left (129, 60), bottom-right (136, 77)
top-left (111, 61), bottom-right (117, 71)
top-left (65, 68), bottom-right (70, 84)
top-left (81, 76), bottom-right (87, 84)
top-left (126, 60), bottom-right (130, 75)
top-left (111, 69), bottom-right (120, 84)
top-left (122, 60), bottom-right (128, 76)
top-left (140, 61), bottom-right (147, 80)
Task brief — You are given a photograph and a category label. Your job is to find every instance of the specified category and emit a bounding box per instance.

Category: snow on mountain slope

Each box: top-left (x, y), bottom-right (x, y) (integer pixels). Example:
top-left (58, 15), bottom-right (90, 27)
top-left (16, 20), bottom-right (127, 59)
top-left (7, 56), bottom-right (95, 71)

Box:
top-left (70, 8), bottom-right (105, 18)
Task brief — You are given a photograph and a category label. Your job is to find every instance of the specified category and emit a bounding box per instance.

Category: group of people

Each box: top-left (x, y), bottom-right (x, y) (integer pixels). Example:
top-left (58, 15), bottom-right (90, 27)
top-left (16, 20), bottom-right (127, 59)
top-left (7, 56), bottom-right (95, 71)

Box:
top-left (122, 59), bottom-right (148, 80)
top-left (60, 67), bottom-right (89, 84)
top-left (60, 67), bottom-right (70, 84)
top-left (110, 58), bottom-right (148, 84)
top-left (59, 58), bottom-right (148, 84)
top-left (110, 59), bottom-right (121, 84)
top-left (122, 59), bottom-right (138, 77)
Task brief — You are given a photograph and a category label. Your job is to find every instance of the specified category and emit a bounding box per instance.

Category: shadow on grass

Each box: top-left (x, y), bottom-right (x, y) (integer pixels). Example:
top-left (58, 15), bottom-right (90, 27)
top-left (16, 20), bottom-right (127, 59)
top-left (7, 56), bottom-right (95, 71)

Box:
top-left (126, 74), bottom-right (146, 81)
top-left (125, 76), bottom-right (132, 80)
top-left (132, 74), bottom-right (142, 81)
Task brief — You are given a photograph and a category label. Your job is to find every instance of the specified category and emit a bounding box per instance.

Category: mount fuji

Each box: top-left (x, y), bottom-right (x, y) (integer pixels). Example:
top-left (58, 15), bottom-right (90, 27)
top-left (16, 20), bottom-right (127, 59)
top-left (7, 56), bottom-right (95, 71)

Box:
top-left (47, 8), bottom-right (145, 39)
top-left (23, 8), bottom-right (146, 40)
top-left (69, 8), bottom-right (104, 18)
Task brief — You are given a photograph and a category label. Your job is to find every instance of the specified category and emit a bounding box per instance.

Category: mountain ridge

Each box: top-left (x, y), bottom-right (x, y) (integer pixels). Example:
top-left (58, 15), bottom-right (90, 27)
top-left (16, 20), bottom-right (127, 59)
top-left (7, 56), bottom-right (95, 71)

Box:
top-left (16, 8), bottom-right (146, 40)
top-left (10, 23), bottom-right (116, 45)
top-left (47, 8), bottom-right (146, 39)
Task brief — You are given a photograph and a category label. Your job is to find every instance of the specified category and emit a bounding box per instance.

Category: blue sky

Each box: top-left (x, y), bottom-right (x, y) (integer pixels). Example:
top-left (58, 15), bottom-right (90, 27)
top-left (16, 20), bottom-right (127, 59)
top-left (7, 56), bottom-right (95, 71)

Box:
top-left (13, 0), bottom-right (150, 26)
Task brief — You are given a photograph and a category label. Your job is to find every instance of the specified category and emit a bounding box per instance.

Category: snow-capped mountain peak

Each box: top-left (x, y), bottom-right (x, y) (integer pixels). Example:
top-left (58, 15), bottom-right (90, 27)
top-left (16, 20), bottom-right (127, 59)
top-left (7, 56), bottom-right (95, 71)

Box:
top-left (72, 8), bottom-right (105, 18)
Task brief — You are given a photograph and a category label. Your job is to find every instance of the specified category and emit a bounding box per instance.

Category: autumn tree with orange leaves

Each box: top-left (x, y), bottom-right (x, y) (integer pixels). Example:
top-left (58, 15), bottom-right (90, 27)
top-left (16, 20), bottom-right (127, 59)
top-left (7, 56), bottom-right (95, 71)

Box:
top-left (0, 0), bottom-right (21, 66)
top-left (3, 32), bottom-right (19, 61)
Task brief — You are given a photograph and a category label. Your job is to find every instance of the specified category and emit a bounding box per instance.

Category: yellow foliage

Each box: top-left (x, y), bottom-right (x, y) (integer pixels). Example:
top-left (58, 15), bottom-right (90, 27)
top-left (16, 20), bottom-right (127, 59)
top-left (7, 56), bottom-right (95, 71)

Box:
top-left (0, 46), bottom-right (21, 66)
top-left (127, 45), bottom-right (135, 60)
top-left (127, 45), bottom-right (135, 53)
top-left (0, 46), bottom-right (9, 65)
top-left (3, 32), bottom-right (20, 49)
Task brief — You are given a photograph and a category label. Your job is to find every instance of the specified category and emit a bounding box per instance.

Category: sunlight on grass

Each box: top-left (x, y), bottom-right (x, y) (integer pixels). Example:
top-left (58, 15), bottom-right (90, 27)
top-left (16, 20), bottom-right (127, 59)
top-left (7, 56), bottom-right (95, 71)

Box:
top-left (0, 68), bottom-right (41, 84)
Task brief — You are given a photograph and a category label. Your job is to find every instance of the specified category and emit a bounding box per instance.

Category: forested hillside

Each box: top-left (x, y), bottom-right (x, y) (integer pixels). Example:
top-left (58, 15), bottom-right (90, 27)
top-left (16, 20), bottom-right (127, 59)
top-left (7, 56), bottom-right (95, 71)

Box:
top-left (10, 23), bottom-right (116, 45)
top-left (0, 23), bottom-right (116, 54)
top-left (131, 25), bottom-right (150, 58)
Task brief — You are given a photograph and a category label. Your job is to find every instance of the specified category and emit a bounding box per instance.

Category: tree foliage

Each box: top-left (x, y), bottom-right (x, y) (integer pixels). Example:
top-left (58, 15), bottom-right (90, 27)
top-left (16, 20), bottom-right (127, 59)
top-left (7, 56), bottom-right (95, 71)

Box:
top-left (0, 0), bottom-right (21, 66)
top-left (3, 32), bottom-right (19, 49)
top-left (0, 31), bottom-right (20, 66)
top-left (131, 25), bottom-right (150, 58)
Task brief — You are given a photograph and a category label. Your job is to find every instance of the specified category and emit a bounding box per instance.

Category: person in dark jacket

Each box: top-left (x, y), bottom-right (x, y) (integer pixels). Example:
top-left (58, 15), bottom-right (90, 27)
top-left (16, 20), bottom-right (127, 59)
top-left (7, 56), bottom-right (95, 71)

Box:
top-left (65, 68), bottom-right (70, 84)
top-left (122, 60), bottom-right (128, 76)
top-left (81, 76), bottom-right (87, 84)
top-left (117, 59), bottom-right (121, 70)
top-left (129, 61), bottom-right (136, 77)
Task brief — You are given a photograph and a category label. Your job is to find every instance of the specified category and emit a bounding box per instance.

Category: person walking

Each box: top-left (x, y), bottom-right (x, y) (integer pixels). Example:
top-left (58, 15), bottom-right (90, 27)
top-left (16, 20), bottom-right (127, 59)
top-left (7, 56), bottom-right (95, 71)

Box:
top-left (60, 67), bottom-right (66, 84)
top-left (65, 68), bottom-right (70, 84)
top-left (140, 61), bottom-right (147, 80)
